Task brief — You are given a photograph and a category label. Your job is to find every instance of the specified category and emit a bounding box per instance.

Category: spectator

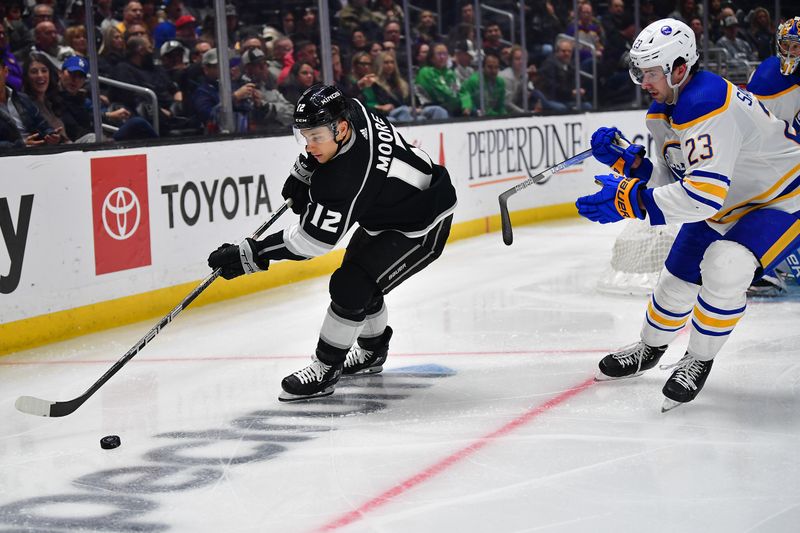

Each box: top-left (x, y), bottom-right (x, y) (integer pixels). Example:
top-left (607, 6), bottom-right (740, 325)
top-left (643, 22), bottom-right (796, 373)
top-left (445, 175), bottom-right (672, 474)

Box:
top-left (482, 22), bottom-right (504, 58)
top-left (599, 13), bottom-right (637, 105)
top-left (337, 0), bottom-right (380, 41)
top-left (192, 48), bottom-right (253, 131)
top-left (364, 50), bottom-right (447, 122)
top-left (368, 41), bottom-right (383, 59)
top-left (16, 21), bottom-right (71, 70)
top-left (240, 35), bottom-right (264, 55)
top-left (371, 0), bottom-right (403, 28)
top-left (57, 55), bottom-right (153, 142)
top-left (124, 22), bottom-right (150, 45)
top-left (93, 0), bottom-right (119, 34)
top-left (382, 39), bottom-right (396, 56)
top-left (159, 40), bottom-right (187, 86)
top-left (716, 15), bottom-right (757, 62)
top-left (277, 39), bottom-right (318, 85)
top-left (191, 39), bottom-right (212, 64)
top-left (414, 10), bottom-right (439, 45)
top-left (499, 45), bottom-right (525, 113)
top-left (0, 22), bottom-right (22, 91)
top-left (689, 16), bottom-right (704, 53)
top-left (447, 1), bottom-right (474, 50)
top-left (239, 47), bottom-right (293, 133)
top-left (415, 42), bottom-right (461, 117)
top-left (330, 45), bottom-right (345, 87)
top-left (279, 9), bottom-right (295, 38)
top-left (525, 61), bottom-right (546, 113)
top-left (278, 59), bottom-right (315, 105)
top-left (116, 1), bottom-right (144, 35)
top-left (538, 38), bottom-right (590, 112)
top-left (174, 15), bottom-right (197, 49)
top-left (565, 2), bottom-right (605, 70)
top-left (3, 1), bottom-right (29, 52)
top-left (601, 0), bottom-right (626, 37)
top-left (382, 20), bottom-right (407, 71)
top-left (745, 7), bottom-right (774, 61)
top-left (412, 42), bottom-right (430, 75)
top-left (21, 52), bottom-right (67, 142)
top-left (153, 0), bottom-right (183, 50)
top-left (113, 36), bottom-right (179, 132)
top-left (97, 25), bottom-right (125, 76)
top-left (140, 0), bottom-right (159, 34)
top-left (268, 36), bottom-right (292, 80)
top-left (294, 8), bottom-right (319, 44)
top-left (342, 50), bottom-right (374, 98)
top-left (452, 40), bottom-right (474, 85)
top-left (668, 0), bottom-right (700, 24)
top-left (459, 51), bottom-right (506, 116)
top-left (347, 29), bottom-right (370, 65)
top-left (528, 0), bottom-right (563, 62)
top-left (0, 53), bottom-right (59, 149)
top-left (63, 25), bottom-right (87, 58)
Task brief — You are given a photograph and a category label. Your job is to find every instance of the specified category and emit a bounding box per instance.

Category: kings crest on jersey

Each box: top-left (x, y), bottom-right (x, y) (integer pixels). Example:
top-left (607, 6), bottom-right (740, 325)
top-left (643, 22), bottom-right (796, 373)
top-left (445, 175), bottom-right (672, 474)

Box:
top-left (280, 98), bottom-right (457, 259)
top-left (640, 70), bottom-right (800, 232)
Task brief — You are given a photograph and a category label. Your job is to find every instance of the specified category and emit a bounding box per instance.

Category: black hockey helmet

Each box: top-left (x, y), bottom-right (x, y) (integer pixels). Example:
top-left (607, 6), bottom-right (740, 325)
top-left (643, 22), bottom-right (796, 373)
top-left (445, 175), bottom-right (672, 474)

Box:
top-left (293, 83), bottom-right (348, 130)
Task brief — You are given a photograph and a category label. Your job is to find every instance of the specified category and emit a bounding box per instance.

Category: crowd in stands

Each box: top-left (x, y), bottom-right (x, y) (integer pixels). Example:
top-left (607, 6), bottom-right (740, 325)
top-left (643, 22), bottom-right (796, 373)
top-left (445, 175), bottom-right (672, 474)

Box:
top-left (0, 0), bottom-right (786, 151)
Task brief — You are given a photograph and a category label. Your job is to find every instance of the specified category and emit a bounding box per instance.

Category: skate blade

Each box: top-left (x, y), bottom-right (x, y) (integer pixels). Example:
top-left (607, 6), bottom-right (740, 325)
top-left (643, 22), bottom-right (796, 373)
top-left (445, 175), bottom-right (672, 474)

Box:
top-left (594, 370), bottom-right (644, 382)
top-left (661, 398), bottom-right (684, 413)
top-left (278, 386), bottom-right (335, 403)
top-left (344, 366), bottom-right (384, 377)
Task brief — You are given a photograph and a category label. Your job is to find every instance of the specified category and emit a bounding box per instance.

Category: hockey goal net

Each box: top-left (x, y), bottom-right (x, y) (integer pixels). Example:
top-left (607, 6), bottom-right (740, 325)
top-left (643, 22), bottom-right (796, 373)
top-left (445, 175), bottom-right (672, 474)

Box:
top-left (597, 220), bottom-right (680, 295)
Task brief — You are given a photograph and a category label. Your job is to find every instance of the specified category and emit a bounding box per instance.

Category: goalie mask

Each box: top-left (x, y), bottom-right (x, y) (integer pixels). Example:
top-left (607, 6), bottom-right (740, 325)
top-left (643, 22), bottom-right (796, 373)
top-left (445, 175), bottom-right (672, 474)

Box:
top-left (629, 18), bottom-right (698, 90)
top-left (776, 17), bottom-right (800, 76)
top-left (293, 84), bottom-right (349, 148)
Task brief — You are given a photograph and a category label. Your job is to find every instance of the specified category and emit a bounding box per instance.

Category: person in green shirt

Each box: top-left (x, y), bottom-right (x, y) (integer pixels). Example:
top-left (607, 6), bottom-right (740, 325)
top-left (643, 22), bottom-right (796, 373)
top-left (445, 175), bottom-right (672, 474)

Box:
top-left (459, 51), bottom-right (506, 116)
top-left (414, 42), bottom-right (462, 116)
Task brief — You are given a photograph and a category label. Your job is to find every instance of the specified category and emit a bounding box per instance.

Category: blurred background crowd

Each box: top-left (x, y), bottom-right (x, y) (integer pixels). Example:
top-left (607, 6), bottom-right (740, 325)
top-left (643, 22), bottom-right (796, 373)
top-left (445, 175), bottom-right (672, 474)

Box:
top-left (0, 0), bottom-right (791, 150)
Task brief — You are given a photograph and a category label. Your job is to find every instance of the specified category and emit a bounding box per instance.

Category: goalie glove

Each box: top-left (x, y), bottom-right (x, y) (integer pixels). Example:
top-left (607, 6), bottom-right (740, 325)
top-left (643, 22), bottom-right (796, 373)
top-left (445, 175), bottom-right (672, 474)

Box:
top-left (208, 238), bottom-right (269, 280)
top-left (575, 173), bottom-right (646, 224)
top-left (590, 127), bottom-right (651, 180)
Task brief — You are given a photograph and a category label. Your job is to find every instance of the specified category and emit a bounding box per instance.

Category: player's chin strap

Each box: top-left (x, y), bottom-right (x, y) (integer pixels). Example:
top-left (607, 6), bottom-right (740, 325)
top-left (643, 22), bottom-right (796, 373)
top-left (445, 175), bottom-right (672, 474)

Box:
top-left (666, 67), bottom-right (692, 106)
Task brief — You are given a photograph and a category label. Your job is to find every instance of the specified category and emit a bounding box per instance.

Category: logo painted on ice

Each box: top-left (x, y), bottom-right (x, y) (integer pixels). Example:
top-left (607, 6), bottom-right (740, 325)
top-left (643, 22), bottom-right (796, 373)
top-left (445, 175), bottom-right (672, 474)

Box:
top-left (660, 25), bottom-right (673, 35)
top-left (102, 187), bottom-right (141, 240)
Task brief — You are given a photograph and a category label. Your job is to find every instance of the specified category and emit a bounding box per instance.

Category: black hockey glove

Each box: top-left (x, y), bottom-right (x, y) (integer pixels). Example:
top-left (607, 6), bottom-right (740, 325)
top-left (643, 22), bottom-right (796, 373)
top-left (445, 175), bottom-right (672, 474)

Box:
top-left (207, 238), bottom-right (269, 280)
top-left (282, 176), bottom-right (310, 215)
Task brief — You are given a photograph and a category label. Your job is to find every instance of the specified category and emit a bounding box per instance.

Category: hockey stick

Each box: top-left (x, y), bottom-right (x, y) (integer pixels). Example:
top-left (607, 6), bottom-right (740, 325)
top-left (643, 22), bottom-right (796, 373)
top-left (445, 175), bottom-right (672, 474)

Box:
top-left (15, 200), bottom-right (293, 418)
top-left (498, 149), bottom-right (592, 246)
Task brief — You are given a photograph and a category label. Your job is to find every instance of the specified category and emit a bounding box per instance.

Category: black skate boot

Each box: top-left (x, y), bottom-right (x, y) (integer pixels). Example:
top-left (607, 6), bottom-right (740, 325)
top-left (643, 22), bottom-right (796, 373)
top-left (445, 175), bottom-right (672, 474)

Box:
top-left (746, 273), bottom-right (787, 298)
top-left (344, 326), bottom-right (393, 375)
top-left (279, 356), bottom-right (343, 402)
top-left (661, 353), bottom-right (714, 412)
top-left (596, 341), bottom-right (667, 381)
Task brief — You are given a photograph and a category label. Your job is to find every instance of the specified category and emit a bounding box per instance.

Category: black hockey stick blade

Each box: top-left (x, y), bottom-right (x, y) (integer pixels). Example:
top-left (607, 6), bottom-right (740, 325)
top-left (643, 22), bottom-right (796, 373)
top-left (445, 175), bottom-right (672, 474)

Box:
top-left (497, 149), bottom-right (592, 246)
top-left (14, 201), bottom-right (292, 418)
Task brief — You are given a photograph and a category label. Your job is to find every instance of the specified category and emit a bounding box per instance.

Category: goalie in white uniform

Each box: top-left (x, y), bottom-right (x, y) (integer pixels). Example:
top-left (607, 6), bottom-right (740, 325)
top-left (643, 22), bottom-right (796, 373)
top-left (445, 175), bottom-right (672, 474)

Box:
top-left (576, 18), bottom-right (800, 411)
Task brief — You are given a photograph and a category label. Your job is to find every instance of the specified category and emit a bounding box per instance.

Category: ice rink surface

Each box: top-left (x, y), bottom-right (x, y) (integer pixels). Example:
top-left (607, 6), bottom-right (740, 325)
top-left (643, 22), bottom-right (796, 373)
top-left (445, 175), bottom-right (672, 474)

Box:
top-left (2, 219), bottom-right (800, 532)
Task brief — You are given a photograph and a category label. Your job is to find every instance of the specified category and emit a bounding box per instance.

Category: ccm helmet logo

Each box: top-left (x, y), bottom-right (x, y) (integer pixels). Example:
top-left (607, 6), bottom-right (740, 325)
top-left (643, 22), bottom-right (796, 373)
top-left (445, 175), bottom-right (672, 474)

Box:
top-left (320, 91), bottom-right (342, 104)
top-left (661, 25), bottom-right (673, 35)
top-left (102, 186), bottom-right (141, 240)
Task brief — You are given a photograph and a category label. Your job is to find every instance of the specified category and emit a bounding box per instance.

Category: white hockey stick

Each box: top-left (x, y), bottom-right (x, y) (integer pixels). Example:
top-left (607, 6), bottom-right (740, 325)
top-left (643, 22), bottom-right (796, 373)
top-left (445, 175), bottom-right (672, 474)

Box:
top-left (15, 200), bottom-right (293, 418)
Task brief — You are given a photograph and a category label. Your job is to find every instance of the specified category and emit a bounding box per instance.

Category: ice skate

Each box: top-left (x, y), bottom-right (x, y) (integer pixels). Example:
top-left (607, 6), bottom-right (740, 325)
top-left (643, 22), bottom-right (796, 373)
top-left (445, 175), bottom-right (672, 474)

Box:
top-left (279, 356), bottom-right (343, 402)
top-left (343, 326), bottom-right (393, 375)
top-left (746, 273), bottom-right (787, 298)
top-left (596, 341), bottom-right (667, 381)
top-left (660, 353), bottom-right (714, 412)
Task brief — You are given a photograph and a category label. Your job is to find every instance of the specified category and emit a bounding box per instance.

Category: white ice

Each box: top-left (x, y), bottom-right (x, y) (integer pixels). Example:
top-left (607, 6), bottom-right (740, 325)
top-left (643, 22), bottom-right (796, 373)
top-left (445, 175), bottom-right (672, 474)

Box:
top-left (2, 219), bottom-right (800, 533)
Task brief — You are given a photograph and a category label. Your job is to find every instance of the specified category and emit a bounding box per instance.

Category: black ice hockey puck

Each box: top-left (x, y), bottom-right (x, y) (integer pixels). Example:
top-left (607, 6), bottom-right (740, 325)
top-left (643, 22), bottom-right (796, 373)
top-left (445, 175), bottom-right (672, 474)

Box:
top-left (100, 435), bottom-right (121, 449)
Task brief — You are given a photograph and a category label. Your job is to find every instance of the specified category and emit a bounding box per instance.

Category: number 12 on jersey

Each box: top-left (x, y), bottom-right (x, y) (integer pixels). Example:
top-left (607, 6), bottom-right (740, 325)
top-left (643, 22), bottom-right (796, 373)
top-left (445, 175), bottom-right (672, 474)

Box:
top-left (308, 204), bottom-right (342, 233)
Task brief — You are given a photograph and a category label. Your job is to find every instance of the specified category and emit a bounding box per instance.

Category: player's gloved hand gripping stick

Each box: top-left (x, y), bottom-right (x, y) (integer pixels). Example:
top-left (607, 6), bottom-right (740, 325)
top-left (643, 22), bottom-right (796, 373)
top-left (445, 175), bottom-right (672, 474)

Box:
top-left (15, 200), bottom-right (293, 418)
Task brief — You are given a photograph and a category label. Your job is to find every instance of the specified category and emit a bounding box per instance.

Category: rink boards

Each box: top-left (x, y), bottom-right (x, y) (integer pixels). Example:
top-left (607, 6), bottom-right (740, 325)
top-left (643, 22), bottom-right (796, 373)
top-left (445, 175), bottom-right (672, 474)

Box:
top-left (0, 110), bottom-right (648, 354)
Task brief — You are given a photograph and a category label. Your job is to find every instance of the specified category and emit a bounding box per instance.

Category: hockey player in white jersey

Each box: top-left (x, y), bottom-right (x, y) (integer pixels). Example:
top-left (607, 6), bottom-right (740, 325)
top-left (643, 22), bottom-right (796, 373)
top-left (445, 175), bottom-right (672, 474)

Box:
top-left (745, 16), bottom-right (800, 296)
top-left (576, 18), bottom-right (800, 411)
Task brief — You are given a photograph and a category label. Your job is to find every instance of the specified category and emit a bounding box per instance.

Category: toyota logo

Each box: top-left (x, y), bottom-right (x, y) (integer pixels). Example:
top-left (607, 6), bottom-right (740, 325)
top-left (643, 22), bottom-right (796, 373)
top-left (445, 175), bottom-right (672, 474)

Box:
top-left (102, 187), bottom-right (141, 240)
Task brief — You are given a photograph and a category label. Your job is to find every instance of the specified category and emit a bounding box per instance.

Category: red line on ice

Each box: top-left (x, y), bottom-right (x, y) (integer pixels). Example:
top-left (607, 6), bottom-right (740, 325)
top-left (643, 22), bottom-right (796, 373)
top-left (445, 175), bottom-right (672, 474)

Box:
top-left (314, 376), bottom-right (596, 532)
top-left (0, 349), bottom-right (607, 365)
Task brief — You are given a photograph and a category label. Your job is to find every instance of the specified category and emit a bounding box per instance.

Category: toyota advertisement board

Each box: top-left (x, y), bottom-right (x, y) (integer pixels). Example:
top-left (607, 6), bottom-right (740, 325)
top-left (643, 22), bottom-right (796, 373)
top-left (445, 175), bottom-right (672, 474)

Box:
top-left (0, 110), bottom-right (648, 328)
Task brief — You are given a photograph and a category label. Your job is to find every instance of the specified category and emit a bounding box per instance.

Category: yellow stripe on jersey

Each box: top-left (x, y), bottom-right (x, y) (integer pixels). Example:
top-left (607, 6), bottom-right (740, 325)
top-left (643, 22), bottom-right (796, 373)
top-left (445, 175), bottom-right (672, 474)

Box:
top-left (710, 162), bottom-right (800, 223)
top-left (672, 83), bottom-right (733, 131)
top-left (683, 179), bottom-right (728, 201)
top-left (647, 113), bottom-right (670, 122)
top-left (647, 303), bottom-right (689, 328)
top-left (751, 84), bottom-right (800, 100)
top-left (692, 307), bottom-right (742, 329)
top-left (761, 220), bottom-right (800, 266)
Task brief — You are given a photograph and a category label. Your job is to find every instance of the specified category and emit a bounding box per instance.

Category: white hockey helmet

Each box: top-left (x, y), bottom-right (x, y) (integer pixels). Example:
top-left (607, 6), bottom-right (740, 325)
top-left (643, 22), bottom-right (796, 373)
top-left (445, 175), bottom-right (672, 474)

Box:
top-left (629, 18), bottom-right (699, 89)
top-left (776, 17), bottom-right (800, 76)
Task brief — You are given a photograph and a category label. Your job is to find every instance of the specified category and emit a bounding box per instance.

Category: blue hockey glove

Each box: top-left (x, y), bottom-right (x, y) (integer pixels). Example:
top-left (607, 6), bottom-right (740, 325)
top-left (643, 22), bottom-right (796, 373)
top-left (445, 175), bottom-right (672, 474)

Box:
top-left (208, 238), bottom-right (269, 280)
top-left (590, 127), bottom-right (647, 178)
top-left (575, 173), bottom-right (646, 224)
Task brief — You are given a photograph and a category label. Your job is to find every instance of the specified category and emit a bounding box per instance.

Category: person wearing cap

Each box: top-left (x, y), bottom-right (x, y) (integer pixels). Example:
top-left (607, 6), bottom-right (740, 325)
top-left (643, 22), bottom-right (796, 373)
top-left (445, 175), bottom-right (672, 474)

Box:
top-left (174, 14), bottom-right (197, 49)
top-left (451, 39), bottom-right (474, 85)
top-left (192, 47), bottom-right (254, 131)
top-left (0, 53), bottom-right (60, 149)
top-left (153, 0), bottom-right (183, 50)
top-left (0, 20), bottom-right (23, 91)
top-left (159, 39), bottom-right (186, 85)
top-left (239, 46), bottom-right (293, 133)
top-left (715, 14), bottom-right (757, 62)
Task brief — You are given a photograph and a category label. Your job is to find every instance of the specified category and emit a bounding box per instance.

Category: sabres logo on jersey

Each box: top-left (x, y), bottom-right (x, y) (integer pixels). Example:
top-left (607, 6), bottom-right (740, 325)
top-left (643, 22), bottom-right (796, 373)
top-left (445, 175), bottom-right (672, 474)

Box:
top-left (663, 142), bottom-right (687, 181)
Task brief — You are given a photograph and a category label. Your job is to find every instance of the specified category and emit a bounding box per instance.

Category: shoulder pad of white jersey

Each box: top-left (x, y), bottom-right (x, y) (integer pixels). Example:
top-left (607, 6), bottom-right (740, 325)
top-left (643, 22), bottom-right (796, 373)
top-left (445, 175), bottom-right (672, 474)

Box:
top-left (646, 101), bottom-right (673, 122)
top-left (672, 71), bottom-right (731, 128)
top-left (747, 56), bottom-right (800, 97)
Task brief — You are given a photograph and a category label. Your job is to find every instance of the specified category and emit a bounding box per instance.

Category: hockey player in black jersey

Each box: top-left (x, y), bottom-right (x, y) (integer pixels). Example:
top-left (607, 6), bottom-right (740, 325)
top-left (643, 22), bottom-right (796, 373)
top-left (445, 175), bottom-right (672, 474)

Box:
top-left (208, 84), bottom-right (457, 402)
